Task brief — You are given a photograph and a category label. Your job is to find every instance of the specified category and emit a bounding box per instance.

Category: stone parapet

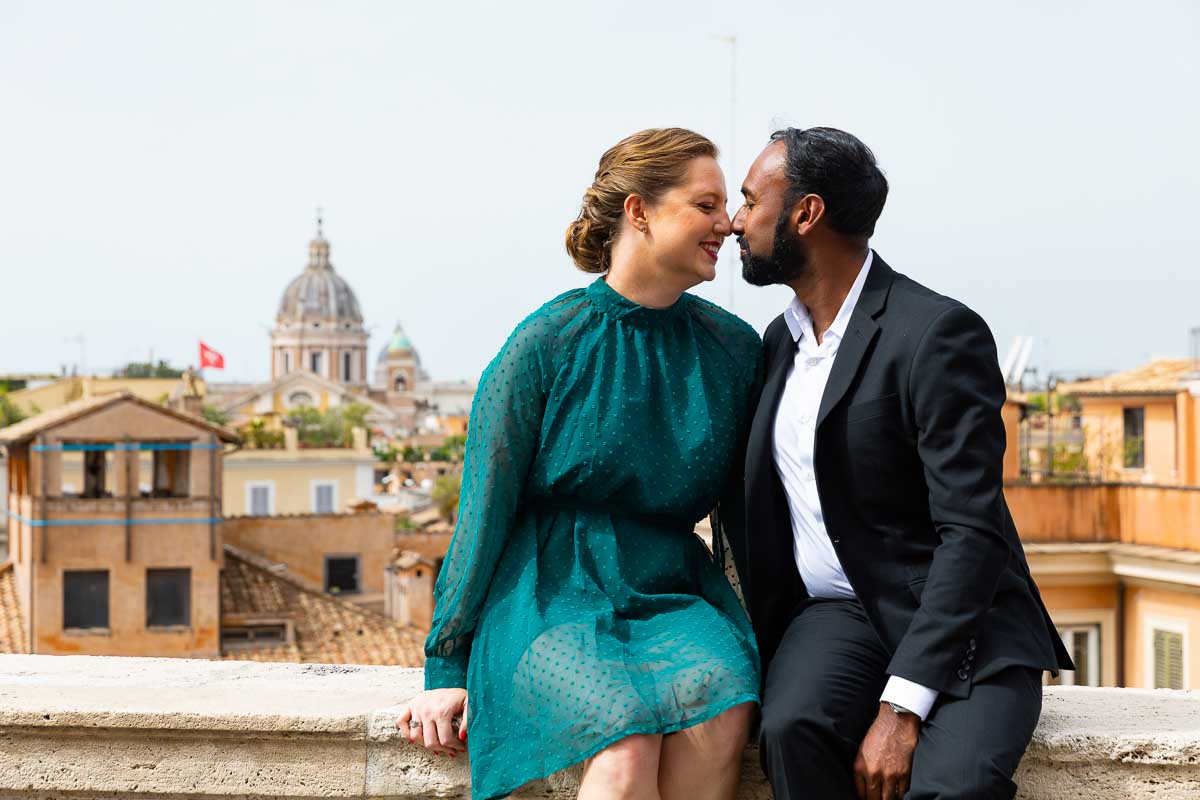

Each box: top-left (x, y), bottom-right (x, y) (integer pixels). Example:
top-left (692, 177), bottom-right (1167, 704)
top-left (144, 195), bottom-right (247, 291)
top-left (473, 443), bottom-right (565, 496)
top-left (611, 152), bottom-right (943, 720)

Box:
top-left (0, 655), bottom-right (1197, 799)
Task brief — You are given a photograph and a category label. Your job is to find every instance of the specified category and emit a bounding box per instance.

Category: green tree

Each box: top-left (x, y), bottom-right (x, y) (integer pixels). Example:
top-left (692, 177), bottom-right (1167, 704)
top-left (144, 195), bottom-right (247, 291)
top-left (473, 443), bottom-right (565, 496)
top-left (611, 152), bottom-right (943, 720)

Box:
top-left (402, 445), bottom-right (426, 463)
top-left (241, 418), bottom-right (284, 449)
top-left (443, 435), bottom-right (467, 462)
top-left (432, 474), bottom-right (462, 522)
top-left (341, 402), bottom-right (371, 431)
top-left (0, 392), bottom-right (26, 428)
top-left (116, 360), bottom-right (184, 378)
top-left (202, 404), bottom-right (231, 426)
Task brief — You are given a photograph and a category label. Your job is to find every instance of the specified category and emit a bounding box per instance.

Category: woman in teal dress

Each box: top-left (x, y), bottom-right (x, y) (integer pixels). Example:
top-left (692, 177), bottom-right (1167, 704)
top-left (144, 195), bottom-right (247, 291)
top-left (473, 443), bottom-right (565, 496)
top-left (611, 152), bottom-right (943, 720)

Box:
top-left (399, 128), bottom-right (761, 800)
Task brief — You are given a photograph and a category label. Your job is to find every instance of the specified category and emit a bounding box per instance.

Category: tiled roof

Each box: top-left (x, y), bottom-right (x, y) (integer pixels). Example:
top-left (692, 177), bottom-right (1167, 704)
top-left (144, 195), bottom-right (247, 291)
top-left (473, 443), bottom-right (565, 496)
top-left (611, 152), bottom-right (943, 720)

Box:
top-left (0, 563), bottom-right (27, 653)
top-left (1059, 359), bottom-right (1198, 396)
top-left (220, 545), bottom-right (425, 666)
top-left (0, 391), bottom-right (239, 445)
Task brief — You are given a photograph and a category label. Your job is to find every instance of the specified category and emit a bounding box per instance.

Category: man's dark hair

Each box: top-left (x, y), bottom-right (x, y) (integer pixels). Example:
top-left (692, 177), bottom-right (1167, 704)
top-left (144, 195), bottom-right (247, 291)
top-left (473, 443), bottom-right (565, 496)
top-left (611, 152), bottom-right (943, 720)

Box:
top-left (768, 127), bottom-right (888, 240)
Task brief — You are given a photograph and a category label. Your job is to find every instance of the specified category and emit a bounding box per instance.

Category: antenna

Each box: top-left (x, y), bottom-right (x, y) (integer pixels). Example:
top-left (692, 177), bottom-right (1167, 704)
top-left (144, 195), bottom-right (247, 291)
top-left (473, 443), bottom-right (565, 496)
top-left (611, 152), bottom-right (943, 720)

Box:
top-left (64, 333), bottom-right (86, 376)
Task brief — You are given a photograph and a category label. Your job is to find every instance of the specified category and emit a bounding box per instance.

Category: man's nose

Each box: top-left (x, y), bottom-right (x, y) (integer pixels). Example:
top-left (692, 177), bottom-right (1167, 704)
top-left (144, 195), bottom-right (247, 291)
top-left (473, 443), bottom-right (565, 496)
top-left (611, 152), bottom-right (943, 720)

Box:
top-left (731, 205), bottom-right (746, 234)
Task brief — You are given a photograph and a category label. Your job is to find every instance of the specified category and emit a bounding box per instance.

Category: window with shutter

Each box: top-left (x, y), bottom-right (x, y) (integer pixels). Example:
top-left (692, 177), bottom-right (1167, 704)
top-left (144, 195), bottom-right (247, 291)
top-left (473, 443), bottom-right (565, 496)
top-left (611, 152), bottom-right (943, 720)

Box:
top-left (313, 481), bottom-right (336, 513)
top-left (1153, 628), bottom-right (1185, 690)
top-left (249, 485), bottom-right (272, 515)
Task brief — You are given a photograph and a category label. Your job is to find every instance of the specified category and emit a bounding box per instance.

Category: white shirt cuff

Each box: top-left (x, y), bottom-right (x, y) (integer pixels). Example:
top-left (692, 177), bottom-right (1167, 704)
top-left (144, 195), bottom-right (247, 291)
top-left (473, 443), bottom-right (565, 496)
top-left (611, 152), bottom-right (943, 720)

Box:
top-left (880, 676), bottom-right (938, 721)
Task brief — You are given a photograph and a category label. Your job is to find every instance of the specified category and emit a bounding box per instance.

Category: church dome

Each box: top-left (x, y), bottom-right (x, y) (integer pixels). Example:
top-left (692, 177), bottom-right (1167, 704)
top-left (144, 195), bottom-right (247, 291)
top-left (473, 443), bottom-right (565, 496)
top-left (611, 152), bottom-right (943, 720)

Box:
top-left (276, 223), bottom-right (364, 328)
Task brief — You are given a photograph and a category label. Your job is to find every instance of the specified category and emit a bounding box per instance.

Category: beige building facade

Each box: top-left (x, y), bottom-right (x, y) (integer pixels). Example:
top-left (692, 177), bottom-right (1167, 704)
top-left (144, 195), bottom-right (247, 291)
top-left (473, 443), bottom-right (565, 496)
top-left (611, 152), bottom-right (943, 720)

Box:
top-left (222, 427), bottom-right (376, 517)
top-left (0, 392), bottom-right (238, 658)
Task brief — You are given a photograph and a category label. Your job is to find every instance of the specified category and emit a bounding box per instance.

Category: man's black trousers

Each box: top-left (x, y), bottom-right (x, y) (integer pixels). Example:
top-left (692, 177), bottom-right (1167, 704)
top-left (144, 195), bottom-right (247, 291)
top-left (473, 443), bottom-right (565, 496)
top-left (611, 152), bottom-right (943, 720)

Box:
top-left (759, 598), bottom-right (1042, 800)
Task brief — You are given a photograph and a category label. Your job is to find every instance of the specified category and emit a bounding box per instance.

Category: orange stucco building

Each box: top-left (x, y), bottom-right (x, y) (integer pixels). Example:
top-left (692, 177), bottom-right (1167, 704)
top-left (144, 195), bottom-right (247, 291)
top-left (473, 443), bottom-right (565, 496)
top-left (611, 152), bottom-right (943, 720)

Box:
top-left (1058, 358), bottom-right (1200, 485)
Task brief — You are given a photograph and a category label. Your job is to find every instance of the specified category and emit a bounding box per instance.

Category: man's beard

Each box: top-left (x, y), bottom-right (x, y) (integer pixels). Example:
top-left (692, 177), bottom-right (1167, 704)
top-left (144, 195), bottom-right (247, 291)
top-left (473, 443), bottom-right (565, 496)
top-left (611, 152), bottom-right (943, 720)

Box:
top-left (739, 212), bottom-right (809, 286)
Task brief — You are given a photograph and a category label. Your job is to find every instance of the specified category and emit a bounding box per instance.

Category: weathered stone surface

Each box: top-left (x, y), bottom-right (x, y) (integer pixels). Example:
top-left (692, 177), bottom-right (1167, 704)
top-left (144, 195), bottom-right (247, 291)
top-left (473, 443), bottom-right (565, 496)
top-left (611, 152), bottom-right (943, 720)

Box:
top-left (0, 655), bottom-right (1197, 799)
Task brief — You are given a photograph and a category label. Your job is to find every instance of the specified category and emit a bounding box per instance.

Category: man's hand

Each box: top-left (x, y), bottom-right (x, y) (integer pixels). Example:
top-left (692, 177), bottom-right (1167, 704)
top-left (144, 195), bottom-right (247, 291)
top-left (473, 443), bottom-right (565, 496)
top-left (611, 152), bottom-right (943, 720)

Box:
top-left (853, 702), bottom-right (920, 800)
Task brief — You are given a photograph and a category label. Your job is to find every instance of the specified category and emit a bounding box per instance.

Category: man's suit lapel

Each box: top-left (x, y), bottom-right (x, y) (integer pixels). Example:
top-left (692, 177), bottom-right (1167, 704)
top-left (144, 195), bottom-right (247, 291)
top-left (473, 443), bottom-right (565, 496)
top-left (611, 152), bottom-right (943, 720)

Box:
top-left (816, 254), bottom-right (895, 427)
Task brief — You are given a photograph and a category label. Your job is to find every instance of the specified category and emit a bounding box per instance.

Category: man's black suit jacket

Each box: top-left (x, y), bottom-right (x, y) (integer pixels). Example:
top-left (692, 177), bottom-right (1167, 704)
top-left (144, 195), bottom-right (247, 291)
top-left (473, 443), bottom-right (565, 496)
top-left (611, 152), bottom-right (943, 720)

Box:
top-left (729, 253), bottom-right (1073, 699)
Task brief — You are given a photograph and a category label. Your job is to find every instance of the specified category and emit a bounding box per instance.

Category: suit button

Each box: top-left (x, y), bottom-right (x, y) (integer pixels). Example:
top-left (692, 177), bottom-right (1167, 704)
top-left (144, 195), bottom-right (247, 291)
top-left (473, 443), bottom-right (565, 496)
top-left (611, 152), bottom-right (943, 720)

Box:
top-left (967, 651), bottom-right (975, 662)
top-left (957, 668), bottom-right (970, 681)
top-left (968, 637), bottom-right (977, 651)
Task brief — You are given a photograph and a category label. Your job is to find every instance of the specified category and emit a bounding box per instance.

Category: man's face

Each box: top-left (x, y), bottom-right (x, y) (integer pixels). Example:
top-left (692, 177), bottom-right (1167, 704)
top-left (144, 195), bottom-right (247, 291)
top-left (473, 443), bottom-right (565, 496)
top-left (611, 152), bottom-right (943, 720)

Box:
top-left (732, 141), bottom-right (809, 286)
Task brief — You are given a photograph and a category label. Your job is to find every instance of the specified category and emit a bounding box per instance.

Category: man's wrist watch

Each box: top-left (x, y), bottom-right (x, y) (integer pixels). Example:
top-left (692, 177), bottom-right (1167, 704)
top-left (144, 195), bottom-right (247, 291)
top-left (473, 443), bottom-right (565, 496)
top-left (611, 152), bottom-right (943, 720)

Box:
top-left (886, 701), bottom-right (916, 717)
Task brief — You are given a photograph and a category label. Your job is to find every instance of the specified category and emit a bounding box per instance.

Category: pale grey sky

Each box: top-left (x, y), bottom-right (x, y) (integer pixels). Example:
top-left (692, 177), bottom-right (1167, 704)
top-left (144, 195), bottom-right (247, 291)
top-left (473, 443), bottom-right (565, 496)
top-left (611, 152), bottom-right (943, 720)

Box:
top-left (2, 1), bottom-right (1197, 384)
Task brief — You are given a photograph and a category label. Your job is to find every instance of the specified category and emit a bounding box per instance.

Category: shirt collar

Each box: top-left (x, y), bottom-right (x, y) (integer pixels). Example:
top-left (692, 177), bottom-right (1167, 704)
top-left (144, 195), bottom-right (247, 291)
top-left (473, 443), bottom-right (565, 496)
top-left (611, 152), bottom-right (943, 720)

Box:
top-left (783, 250), bottom-right (874, 345)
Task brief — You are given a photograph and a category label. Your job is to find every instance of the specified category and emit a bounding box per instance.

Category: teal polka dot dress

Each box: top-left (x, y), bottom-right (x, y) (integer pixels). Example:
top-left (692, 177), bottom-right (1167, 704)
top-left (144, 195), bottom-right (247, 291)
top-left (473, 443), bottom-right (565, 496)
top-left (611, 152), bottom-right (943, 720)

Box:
top-left (424, 277), bottom-right (763, 800)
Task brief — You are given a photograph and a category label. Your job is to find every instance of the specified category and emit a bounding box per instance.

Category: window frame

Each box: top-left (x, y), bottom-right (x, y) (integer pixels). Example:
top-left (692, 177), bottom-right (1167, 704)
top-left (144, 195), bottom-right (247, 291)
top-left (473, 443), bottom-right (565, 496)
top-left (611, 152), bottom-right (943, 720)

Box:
top-left (311, 479), bottom-right (338, 514)
top-left (145, 567), bottom-right (192, 629)
top-left (245, 480), bottom-right (276, 516)
top-left (1122, 406), bottom-right (1146, 470)
top-left (323, 554), bottom-right (361, 594)
top-left (63, 569), bottom-right (110, 632)
top-left (1145, 615), bottom-right (1189, 690)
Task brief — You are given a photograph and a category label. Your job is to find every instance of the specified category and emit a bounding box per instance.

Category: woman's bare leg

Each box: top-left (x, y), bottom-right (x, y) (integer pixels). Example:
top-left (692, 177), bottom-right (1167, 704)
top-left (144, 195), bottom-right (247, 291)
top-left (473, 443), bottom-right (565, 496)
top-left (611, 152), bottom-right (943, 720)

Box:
top-left (657, 702), bottom-right (755, 800)
top-left (578, 733), bottom-right (664, 800)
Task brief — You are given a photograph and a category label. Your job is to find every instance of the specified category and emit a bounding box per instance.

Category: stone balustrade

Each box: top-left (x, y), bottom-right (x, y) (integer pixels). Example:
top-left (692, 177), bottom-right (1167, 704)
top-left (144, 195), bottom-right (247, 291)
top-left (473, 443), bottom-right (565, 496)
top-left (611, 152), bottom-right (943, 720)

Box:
top-left (0, 655), bottom-right (1197, 799)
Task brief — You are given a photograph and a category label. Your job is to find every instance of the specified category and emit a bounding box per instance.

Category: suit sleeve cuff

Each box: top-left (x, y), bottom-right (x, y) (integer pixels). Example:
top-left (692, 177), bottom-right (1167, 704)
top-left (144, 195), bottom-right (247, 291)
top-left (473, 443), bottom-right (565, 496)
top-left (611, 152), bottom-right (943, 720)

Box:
top-left (880, 675), bottom-right (938, 721)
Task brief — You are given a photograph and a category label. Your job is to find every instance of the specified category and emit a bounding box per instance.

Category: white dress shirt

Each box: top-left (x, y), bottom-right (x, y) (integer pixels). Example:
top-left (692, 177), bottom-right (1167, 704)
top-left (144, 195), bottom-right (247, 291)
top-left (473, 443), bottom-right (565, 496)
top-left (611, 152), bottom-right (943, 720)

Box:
top-left (772, 250), bottom-right (939, 721)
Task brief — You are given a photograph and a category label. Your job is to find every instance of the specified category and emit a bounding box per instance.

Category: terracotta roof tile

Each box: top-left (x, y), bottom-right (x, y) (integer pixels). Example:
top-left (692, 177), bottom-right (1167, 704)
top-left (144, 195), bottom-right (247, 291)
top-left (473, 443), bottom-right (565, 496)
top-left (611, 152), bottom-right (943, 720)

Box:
top-left (220, 545), bottom-right (425, 666)
top-left (0, 563), bottom-right (27, 653)
top-left (1059, 358), bottom-right (1198, 396)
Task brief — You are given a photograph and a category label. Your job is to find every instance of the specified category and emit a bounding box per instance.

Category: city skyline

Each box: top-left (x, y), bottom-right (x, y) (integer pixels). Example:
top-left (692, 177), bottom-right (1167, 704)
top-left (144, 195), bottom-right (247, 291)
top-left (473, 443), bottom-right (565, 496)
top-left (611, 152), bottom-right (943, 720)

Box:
top-left (2, 1), bottom-right (1198, 383)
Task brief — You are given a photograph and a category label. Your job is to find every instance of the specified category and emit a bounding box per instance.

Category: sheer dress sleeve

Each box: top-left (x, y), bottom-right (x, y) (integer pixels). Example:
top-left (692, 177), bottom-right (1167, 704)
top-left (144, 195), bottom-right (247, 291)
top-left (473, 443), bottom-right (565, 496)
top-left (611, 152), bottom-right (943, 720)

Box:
top-left (710, 337), bottom-right (765, 611)
top-left (423, 318), bottom-right (550, 689)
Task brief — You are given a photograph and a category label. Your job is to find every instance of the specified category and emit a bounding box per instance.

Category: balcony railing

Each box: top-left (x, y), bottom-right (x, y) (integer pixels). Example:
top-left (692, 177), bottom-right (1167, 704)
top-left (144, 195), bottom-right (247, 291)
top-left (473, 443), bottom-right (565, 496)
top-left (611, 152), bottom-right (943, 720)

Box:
top-left (0, 655), bottom-right (1197, 798)
top-left (1007, 482), bottom-right (1200, 551)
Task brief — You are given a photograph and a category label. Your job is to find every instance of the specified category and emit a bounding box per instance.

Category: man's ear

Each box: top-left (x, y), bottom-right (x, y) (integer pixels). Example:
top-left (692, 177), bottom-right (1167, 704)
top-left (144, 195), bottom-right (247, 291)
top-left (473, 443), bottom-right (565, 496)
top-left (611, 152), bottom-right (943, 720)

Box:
top-left (623, 194), bottom-right (649, 233)
top-left (789, 194), bottom-right (826, 237)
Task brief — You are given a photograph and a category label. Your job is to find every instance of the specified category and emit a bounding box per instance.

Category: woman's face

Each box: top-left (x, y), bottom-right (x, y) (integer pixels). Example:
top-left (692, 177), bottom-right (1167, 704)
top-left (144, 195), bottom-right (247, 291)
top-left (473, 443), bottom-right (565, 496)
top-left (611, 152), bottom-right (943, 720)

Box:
top-left (643, 156), bottom-right (731, 286)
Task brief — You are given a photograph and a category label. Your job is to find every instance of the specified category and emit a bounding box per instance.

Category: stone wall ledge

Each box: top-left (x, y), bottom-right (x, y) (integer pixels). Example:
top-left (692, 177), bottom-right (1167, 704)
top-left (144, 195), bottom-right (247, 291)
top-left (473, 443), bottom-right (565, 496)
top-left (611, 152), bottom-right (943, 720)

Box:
top-left (0, 655), bottom-right (1198, 799)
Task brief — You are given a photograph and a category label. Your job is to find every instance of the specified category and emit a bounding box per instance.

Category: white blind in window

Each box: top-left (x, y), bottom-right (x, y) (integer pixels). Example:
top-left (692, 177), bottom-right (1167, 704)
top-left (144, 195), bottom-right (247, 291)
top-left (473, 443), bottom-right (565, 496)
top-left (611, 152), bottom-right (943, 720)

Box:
top-left (315, 484), bottom-right (334, 513)
top-left (250, 486), bottom-right (271, 516)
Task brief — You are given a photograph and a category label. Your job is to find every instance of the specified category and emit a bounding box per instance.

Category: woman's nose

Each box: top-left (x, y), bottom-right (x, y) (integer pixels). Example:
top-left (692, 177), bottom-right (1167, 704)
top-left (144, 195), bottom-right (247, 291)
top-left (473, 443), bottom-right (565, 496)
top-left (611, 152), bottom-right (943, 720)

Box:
top-left (713, 211), bottom-right (732, 237)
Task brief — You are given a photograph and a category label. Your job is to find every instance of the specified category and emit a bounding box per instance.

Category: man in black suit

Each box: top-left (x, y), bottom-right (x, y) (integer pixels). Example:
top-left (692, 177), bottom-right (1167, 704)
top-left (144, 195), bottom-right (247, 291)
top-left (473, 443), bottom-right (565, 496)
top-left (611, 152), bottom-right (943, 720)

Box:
top-left (724, 128), bottom-right (1074, 800)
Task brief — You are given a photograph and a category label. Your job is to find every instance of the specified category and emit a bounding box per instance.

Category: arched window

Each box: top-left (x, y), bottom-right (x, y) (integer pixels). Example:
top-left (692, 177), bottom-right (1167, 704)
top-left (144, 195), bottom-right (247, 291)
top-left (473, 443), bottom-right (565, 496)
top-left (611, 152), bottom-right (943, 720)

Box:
top-left (288, 391), bottom-right (314, 407)
top-left (393, 372), bottom-right (408, 392)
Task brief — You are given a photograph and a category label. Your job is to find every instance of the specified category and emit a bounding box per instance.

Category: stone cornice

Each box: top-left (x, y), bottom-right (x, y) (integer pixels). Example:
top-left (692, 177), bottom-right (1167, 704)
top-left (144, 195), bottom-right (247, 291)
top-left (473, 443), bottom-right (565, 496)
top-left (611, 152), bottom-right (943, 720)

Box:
top-left (0, 656), bottom-right (1198, 798)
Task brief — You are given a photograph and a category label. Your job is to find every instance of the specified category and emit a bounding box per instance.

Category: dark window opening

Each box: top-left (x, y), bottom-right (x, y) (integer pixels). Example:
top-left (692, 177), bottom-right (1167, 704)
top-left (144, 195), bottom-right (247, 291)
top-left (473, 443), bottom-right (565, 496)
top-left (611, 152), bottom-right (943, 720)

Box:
top-left (310, 352), bottom-right (323, 374)
top-left (222, 624), bottom-right (287, 649)
top-left (342, 351), bottom-right (352, 382)
top-left (325, 556), bottom-right (360, 594)
top-left (64, 570), bottom-right (109, 630)
top-left (146, 568), bottom-right (191, 627)
top-left (150, 447), bottom-right (191, 498)
top-left (1123, 407), bottom-right (1145, 469)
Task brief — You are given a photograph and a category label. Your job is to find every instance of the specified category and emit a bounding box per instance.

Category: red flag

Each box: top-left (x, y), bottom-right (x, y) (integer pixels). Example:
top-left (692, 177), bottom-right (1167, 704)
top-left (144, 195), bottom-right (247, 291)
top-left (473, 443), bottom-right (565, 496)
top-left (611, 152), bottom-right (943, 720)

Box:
top-left (199, 341), bottom-right (225, 369)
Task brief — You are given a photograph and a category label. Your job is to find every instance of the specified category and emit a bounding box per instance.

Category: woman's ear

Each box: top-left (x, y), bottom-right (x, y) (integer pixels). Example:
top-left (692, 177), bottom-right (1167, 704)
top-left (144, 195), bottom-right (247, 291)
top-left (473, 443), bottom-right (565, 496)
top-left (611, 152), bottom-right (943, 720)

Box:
top-left (623, 194), bottom-right (648, 233)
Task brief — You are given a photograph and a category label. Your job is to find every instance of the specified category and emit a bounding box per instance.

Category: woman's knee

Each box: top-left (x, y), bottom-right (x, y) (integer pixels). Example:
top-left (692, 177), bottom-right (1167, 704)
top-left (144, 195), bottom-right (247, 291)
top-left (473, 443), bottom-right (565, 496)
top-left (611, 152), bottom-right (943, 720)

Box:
top-left (584, 733), bottom-right (662, 792)
top-left (673, 702), bottom-right (755, 767)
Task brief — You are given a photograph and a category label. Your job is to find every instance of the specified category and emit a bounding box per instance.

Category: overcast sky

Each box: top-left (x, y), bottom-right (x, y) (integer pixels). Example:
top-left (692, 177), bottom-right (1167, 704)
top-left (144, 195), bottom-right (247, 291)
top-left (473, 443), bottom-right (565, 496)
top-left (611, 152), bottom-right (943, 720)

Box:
top-left (2, 1), bottom-right (1197, 385)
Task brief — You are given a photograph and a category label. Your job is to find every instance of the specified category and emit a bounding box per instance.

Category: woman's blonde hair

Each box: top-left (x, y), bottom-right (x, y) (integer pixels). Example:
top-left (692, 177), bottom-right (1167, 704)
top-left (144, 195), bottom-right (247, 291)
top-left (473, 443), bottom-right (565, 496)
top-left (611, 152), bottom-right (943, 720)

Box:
top-left (565, 128), bottom-right (718, 274)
